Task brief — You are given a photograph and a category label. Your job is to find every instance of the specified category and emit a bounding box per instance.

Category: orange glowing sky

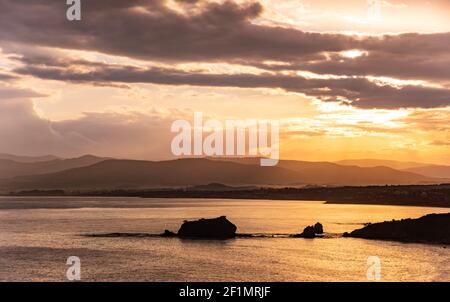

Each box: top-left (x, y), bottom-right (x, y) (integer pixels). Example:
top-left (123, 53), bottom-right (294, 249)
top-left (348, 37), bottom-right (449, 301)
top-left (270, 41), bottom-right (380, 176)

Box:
top-left (0, 0), bottom-right (449, 164)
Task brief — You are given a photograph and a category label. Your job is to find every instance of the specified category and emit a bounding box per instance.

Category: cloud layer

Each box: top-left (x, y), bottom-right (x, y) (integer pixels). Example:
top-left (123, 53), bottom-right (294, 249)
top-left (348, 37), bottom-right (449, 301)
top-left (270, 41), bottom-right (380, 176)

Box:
top-left (0, 95), bottom-right (177, 159)
top-left (0, 0), bottom-right (449, 162)
top-left (1, 0), bottom-right (449, 109)
top-left (12, 55), bottom-right (450, 109)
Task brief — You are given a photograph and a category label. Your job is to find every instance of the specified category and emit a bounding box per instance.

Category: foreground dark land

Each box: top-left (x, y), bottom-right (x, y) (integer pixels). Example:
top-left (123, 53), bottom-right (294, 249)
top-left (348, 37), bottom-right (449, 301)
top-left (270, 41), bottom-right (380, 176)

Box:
top-left (346, 213), bottom-right (450, 245)
top-left (8, 184), bottom-right (450, 208)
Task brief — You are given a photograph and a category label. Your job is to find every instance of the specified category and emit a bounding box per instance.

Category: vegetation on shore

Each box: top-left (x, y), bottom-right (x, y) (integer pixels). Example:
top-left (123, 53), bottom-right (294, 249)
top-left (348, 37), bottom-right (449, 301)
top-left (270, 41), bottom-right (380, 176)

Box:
top-left (6, 184), bottom-right (450, 208)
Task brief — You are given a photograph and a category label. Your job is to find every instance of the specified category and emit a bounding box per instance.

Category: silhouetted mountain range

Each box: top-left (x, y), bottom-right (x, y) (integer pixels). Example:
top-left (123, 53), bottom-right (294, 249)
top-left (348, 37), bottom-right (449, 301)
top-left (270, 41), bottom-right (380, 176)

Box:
top-left (403, 165), bottom-right (450, 179)
top-left (0, 155), bottom-right (446, 192)
top-left (0, 155), bottom-right (107, 179)
top-left (0, 153), bottom-right (60, 163)
top-left (335, 158), bottom-right (450, 179)
top-left (335, 159), bottom-right (428, 170)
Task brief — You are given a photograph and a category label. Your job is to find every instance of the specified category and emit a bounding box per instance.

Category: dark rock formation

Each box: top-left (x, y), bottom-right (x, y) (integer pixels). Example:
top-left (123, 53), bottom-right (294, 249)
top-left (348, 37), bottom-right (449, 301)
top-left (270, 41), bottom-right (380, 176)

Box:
top-left (314, 222), bottom-right (324, 234)
top-left (293, 222), bottom-right (324, 238)
top-left (161, 230), bottom-right (177, 237)
top-left (300, 226), bottom-right (316, 238)
top-left (346, 213), bottom-right (450, 245)
top-left (177, 216), bottom-right (237, 239)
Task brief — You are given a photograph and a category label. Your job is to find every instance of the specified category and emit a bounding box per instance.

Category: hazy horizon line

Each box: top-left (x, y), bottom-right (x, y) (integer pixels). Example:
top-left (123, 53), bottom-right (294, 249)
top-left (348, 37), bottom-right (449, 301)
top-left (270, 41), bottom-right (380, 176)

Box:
top-left (1, 152), bottom-right (449, 166)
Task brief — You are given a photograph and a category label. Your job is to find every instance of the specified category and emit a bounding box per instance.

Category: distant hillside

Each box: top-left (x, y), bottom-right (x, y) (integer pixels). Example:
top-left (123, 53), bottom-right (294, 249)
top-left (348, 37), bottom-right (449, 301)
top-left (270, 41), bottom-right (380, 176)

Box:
top-left (0, 155), bottom-right (107, 179)
top-left (0, 159), bottom-right (300, 190)
top-left (0, 158), bottom-right (439, 192)
top-left (335, 159), bottom-right (429, 170)
top-left (187, 183), bottom-right (258, 191)
top-left (0, 153), bottom-right (60, 163)
top-left (333, 159), bottom-right (450, 179)
top-left (404, 165), bottom-right (450, 179)
top-left (210, 157), bottom-right (437, 185)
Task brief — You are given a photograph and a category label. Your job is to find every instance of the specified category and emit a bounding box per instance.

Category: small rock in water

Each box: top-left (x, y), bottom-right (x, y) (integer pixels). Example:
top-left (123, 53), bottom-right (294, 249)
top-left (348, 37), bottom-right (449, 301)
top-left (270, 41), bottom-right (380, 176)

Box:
top-left (293, 222), bottom-right (324, 238)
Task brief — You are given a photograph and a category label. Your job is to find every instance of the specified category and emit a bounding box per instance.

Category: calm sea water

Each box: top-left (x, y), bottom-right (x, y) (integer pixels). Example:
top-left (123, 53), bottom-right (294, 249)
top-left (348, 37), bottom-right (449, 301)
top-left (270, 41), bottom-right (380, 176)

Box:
top-left (0, 197), bottom-right (448, 281)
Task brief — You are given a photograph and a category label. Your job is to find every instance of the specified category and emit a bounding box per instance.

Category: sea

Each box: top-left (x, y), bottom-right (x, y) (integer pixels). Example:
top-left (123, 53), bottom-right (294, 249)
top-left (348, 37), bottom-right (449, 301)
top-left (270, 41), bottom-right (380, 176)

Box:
top-left (0, 197), bottom-right (448, 281)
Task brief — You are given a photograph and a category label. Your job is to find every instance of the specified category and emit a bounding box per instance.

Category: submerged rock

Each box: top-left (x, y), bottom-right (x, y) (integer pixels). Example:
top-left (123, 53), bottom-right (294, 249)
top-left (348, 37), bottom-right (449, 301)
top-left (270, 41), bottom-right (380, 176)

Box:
top-left (177, 216), bottom-right (237, 239)
top-left (346, 213), bottom-right (450, 245)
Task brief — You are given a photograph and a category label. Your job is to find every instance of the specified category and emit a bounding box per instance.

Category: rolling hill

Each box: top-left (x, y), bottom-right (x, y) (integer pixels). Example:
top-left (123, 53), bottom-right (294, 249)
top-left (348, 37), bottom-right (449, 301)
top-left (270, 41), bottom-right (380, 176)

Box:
top-left (404, 165), bottom-right (450, 179)
top-left (210, 157), bottom-right (442, 185)
top-left (0, 153), bottom-right (60, 163)
top-left (0, 157), bottom-right (441, 192)
top-left (335, 159), bottom-right (429, 170)
top-left (335, 159), bottom-right (450, 179)
top-left (0, 155), bottom-right (107, 179)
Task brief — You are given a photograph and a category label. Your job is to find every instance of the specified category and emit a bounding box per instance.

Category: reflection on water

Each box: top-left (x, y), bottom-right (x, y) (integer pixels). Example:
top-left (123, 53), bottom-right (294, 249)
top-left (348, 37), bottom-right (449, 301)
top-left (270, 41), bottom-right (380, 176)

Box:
top-left (0, 197), bottom-right (448, 281)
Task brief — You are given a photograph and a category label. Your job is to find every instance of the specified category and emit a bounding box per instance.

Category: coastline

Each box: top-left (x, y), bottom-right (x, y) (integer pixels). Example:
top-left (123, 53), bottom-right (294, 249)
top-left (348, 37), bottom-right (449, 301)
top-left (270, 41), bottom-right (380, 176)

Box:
top-left (4, 183), bottom-right (450, 208)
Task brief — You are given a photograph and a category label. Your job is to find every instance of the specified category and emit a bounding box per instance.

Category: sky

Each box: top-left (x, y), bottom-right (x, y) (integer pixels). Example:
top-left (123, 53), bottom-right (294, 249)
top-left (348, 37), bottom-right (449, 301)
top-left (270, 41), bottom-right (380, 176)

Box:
top-left (0, 0), bottom-right (449, 164)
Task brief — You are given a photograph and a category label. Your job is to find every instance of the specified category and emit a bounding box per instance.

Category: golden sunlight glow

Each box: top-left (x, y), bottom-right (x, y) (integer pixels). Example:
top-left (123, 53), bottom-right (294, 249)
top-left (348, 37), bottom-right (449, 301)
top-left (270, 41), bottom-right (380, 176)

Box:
top-left (340, 50), bottom-right (367, 59)
top-left (1, 0), bottom-right (449, 165)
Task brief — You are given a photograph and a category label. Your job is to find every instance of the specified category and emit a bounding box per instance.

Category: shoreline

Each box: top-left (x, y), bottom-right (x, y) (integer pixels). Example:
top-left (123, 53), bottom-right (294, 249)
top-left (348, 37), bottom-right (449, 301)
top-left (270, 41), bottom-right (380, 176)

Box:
top-left (3, 183), bottom-right (450, 208)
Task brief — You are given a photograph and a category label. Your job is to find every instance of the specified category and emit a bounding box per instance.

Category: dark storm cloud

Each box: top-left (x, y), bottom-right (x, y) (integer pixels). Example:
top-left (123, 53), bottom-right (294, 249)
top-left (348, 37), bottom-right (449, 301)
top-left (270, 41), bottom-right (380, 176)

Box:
top-left (0, 0), bottom-right (362, 62)
top-left (1, 0), bottom-right (448, 63)
top-left (255, 50), bottom-right (450, 82)
top-left (14, 57), bottom-right (450, 109)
